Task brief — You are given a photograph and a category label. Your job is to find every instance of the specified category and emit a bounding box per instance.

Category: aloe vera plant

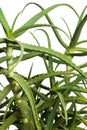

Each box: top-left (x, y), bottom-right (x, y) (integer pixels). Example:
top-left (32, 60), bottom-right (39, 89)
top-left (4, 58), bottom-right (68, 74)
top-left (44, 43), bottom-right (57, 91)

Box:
top-left (0, 2), bottom-right (87, 130)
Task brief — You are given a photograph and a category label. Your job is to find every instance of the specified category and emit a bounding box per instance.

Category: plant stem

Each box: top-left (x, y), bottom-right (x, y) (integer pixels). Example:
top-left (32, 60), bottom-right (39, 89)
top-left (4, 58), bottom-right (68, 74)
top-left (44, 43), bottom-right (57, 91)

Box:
top-left (65, 50), bottom-right (73, 85)
top-left (6, 44), bottom-right (14, 76)
top-left (6, 43), bottom-right (20, 93)
top-left (66, 64), bottom-right (72, 84)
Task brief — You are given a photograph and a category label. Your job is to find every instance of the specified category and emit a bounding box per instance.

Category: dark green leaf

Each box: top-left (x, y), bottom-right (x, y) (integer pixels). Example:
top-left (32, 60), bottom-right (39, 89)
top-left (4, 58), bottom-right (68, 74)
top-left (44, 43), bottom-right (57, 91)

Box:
top-left (0, 112), bottom-right (17, 130)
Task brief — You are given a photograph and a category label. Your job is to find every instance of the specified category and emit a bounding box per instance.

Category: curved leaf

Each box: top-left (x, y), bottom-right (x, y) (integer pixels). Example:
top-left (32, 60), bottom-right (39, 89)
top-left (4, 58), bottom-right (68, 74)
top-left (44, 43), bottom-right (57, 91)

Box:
top-left (12, 41), bottom-right (24, 70)
top-left (29, 2), bottom-right (79, 50)
top-left (28, 71), bottom-right (76, 85)
top-left (5, 38), bottom-right (87, 78)
top-left (22, 43), bottom-right (86, 78)
top-left (61, 17), bottom-right (72, 39)
top-left (30, 32), bottom-right (40, 46)
top-left (13, 3), bottom-right (79, 39)
top-left (12, 73), bottom-right (42, 130)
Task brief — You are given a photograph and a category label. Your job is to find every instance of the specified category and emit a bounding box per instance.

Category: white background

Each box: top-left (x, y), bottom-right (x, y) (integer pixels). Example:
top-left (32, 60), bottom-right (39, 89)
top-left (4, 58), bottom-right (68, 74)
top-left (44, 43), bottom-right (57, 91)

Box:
top-left (0, 0), bottom-right (87, 129)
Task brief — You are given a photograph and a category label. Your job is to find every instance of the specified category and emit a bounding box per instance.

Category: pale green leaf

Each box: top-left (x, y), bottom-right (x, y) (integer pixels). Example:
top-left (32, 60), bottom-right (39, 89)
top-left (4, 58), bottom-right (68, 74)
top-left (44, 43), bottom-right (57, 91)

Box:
top-left (30, 31), bottom-right (40, 46)
top-left (61, 17), bottom-right (72, 39)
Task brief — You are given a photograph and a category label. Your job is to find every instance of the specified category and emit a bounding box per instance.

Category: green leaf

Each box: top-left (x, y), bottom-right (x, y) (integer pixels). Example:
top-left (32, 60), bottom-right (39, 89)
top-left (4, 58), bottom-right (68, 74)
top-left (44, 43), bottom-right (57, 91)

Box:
top-left (11, 10), bottom-right (22, 31)
top-left (17, 98), bottom-right (35, 130)
top-left (3, 96), bottom-right (15, 121)
top-left (0, 85), bottom-right (11, 104)
top-left (37, 29), bottom-right (55, 87)
top-left (68, 46), bottom-right (87, 56)
top-left (30, 2), bottom-right (79, 50)
top-left (69, 5), bottom-right (87, 48)
top-left (61, 17), bottom-right (72, 39)
top-left (28, 71), bottom-right (76, 85)
top-left (77, 5), bottom-right (87, 26)
top-left (70, 15), bottom-right (87, 48)
top-left (0, 112), bottom-right (17, 130)
top-left (57, 92), bottom-right (68, 125)
top-left (0, 56), bottom-right (11, 63)
top-left (14, 51), bottom-right (42, 62)
top-left (0, 67), bottom-right (8, 75)
top-left (77, 39), bottom-right (87, 45)
top-left (37, 98), bottom-right (57, 113)
top-left (22, 43), bottom-right (86, 78)
top-left (74, 47), bottom-right (87, 52)
top-left (53, 85), bottom-right (87, 94)
top-left (30, 32), bottom-right (40, 46)
top-left (76, 114), bottom-right (87, 126)
top-left (45, 101), bottom-right (59, 130)
top-left (0, 8), bottom-right (11, 37)
top-left (12, 41), bottom-right (24, 70)
top-left (75, 92), bottom-right (87, 103)
top-left (6, 38), bottom-right (86, 78)
top-left (31, 87), bottom-right (47, 101)
top-left (13, 3), bottom-right (65, 37)
top-left (28, 63), bottom-right (33, 78)
top-left (12, 73), bottom-right (42, 130)
top-left (13, 3), bottom-right (79, 38)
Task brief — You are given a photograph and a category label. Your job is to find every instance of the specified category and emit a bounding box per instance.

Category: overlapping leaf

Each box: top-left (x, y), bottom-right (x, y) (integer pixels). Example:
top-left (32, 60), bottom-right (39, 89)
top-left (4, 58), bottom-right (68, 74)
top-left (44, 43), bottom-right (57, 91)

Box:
top-left (12, 73), bottom-right (42, 130)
